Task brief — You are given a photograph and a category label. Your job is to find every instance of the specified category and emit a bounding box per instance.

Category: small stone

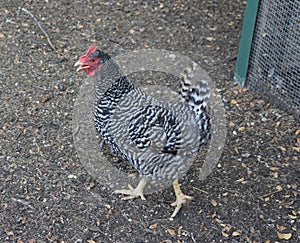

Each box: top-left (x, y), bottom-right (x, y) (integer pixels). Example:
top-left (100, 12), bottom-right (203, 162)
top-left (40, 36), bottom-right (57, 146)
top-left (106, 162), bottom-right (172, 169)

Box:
top-left (241, 152), bottom-right (251, 158)
top-left (169, 54), bottom-right (176, 60)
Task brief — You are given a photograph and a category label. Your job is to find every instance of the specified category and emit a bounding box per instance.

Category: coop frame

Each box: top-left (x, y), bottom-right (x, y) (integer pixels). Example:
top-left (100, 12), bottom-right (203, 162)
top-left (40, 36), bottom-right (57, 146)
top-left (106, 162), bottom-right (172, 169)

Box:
top-left (234, 0), bottom-right (300, 121)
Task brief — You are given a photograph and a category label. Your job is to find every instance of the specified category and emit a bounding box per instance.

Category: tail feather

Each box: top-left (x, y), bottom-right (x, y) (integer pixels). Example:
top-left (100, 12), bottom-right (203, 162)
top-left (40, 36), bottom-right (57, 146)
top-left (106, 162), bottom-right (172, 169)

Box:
top-left (180, 62), bottom-right (211, 145)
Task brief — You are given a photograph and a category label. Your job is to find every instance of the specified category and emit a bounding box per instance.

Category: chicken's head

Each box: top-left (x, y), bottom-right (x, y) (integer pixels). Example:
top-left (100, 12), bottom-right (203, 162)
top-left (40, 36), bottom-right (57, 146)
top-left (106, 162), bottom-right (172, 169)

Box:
top-left (75, 45), bottom-right (110, 76)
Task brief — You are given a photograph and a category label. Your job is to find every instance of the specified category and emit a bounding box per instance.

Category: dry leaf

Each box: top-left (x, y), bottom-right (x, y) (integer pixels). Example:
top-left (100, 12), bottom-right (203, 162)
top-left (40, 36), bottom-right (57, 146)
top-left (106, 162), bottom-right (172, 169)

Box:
top-left (238, 127), bottom-right (245, 132)
top-left (224, 224), bottom-right (232, 231)
top-left (231, 99), bottom-right (238, 105)
top-left (206, 37), bottom-right (214, 41)
top-left (160, 240), bottom-right (172, 243)
top-left (288, 214), bottom-right (297, 219)
top-left (277, 146), bottom-right (286, 152)
top-left (271, 137), bottom-right (278, 142)
top-left (21, 216), bottom-right (26, 224)
top-left (167, 228), bottom-right (176, 236)
top-left (221, 231), bottom-right (229, 237)
top-left (229, 121), bottom-right (235, 126)
top-left (239, 87), bottom-right (247, 94)
top-left (149, 223), bottom-right (157, 229)
top-left (277, 232), bottom-right (292, 240)
top-left (215, 218), bottom-right (223, 224)
top-left (270, 166), bottom-right (280, 171)
top-left (292, 147), bottom-right (300, 152)
top-left (276, 185), bottom-right (283, 191)
top-left (40, 94), bottom-right (52, 103)
top-left (77, 24), bottom-right (83, 30)
top-left (103, 203), bottom-right (111, 209)
top-left (234, 147), bottom-right (239, 154)
top-left (232, 231), bottom-right (241, 236)
top-left (276, 224), bottom-right (286, 231)
top-left (87, 240), bottom-right (97, 243)
top-left (89, 181), bottom-right (95, 188)
top-left (211, 199), bottom-right (218, 207)
top-left (291, 184), bottom-right (297, 189)
top-left (295, 129), bottom-right (300, 135)
top-left (129, 29), bottom-right (135, 34)
top-left (235, 177), bottom-right (245, 182)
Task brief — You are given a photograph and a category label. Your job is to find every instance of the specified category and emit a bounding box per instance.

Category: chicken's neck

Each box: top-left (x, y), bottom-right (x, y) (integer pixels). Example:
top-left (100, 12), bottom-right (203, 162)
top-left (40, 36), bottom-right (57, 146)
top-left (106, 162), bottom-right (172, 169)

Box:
top-left (94, 59), bottom-right (125, 96)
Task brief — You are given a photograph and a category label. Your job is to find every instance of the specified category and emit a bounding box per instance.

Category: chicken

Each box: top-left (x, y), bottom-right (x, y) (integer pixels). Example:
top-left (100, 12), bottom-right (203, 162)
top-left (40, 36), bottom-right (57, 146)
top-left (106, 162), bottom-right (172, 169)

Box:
top-left (75, 45), bottom-right (210, 219)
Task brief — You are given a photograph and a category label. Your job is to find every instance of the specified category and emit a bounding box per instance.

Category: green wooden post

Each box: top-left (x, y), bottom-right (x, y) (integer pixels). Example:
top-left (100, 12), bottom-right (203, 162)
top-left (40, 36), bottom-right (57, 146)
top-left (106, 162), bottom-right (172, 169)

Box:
top-left (234, 0), bottom-right (260, 87)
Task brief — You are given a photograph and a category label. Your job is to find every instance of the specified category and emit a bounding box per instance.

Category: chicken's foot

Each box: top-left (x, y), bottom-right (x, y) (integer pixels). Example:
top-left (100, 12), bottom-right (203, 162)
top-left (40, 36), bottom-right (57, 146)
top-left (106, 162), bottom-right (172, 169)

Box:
top-left (113, 178), bottom-right (147, 200)
top-left (170, 179), bottom-right (192, 220)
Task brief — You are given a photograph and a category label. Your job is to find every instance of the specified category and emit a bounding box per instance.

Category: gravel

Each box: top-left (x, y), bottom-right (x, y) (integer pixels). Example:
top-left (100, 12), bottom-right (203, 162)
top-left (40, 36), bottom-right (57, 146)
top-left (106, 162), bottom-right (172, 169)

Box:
top-left (0, 1), bottom-right (299, 242)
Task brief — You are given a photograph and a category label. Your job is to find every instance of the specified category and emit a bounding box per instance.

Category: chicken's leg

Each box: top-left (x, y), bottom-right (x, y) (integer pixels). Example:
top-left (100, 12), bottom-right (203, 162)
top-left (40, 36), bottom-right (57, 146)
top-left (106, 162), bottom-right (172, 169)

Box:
top-left (114, 178), bottom-right (147, 200)
top-left (170, 179), bottom-right (193, 219)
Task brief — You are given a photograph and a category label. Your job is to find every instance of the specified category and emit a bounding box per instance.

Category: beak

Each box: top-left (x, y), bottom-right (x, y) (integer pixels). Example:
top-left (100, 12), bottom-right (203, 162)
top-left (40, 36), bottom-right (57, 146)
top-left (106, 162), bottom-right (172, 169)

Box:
top-left (74, 60), bottom-right (82, 72)
top-left (75, 60), bottom-right (90, 72)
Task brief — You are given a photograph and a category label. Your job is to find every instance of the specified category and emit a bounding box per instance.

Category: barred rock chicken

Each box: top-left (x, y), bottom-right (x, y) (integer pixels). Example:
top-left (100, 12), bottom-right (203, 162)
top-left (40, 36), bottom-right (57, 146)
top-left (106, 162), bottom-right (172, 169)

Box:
top-left (75, 46), bottom-right (210, 218)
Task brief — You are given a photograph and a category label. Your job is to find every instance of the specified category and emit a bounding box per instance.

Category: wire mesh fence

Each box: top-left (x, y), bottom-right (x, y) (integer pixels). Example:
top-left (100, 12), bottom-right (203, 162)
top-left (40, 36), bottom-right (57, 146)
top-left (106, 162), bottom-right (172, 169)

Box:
top-left (247, 0), bottom-right (300, 120)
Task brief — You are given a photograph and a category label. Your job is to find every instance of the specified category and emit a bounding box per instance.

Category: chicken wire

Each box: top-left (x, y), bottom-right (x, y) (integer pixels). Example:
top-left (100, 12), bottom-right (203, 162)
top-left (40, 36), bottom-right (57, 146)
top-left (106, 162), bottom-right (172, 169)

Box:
top-left (246, 0), bottom-right (300, 120)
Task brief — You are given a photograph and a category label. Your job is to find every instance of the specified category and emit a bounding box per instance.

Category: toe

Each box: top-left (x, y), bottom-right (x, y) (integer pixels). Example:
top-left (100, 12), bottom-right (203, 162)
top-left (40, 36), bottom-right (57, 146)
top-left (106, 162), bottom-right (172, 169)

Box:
top-left (113, 184), bottom-right (146, 201)
top-left (170, 195), bottom-right (193, 207)
top-left (169, 194), bottom-right (193, 219)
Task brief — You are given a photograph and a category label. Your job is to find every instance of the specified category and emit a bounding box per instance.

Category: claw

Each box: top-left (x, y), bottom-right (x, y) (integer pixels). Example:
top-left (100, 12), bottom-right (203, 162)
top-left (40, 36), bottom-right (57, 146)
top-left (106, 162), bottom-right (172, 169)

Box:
top-left (170, 194), bottom-right (193, 219)
top-left (113, 179), bottom-right (147, 201)
top-left (169, 179), bottom-right (193, 220)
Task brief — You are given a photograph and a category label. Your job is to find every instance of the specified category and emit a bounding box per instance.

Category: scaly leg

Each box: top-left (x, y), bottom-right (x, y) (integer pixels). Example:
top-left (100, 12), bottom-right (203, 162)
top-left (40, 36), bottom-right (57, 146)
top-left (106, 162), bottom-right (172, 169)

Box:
top-left (113, 178), bottom-right (147, 200)
top-left (170, 179), bottom-right (193, 219)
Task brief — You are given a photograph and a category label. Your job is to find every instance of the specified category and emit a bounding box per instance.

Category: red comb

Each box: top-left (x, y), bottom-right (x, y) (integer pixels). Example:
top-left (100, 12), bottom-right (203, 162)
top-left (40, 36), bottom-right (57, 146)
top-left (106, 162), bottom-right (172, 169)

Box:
top-left (86, 45), bottom-right (99, 55)
top-left (79, 45), bottom-right (99, 62)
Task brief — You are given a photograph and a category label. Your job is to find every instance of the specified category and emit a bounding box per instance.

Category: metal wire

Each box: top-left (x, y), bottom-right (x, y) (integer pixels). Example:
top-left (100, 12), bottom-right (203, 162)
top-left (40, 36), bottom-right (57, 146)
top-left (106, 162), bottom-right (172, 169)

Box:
top-left (247, 0), bottom-right (300, 120)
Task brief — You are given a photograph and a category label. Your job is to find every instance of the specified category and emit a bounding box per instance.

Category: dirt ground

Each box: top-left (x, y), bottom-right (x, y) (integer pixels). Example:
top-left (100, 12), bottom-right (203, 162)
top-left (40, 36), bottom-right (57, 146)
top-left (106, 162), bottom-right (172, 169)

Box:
top-left (0, 1), bottom-right (299, 242)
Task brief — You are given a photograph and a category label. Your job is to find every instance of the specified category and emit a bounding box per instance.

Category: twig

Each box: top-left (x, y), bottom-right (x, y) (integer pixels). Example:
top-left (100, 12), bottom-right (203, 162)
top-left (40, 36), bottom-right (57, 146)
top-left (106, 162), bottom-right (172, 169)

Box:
top-left (20, 7), bottom-right (56, 51)
top-left (192, 186), bottom-right (209, 194)
top-left (257, 189), bottom-right (282, 199)
top-left (12, 197), bottom-right (35, 209)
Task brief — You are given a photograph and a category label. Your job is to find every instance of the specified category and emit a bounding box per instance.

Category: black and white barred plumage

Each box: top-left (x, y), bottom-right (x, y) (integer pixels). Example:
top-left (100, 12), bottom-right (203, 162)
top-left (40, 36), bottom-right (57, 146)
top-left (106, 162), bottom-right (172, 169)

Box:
top-left (92, 51), bottom-right (210, 186)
